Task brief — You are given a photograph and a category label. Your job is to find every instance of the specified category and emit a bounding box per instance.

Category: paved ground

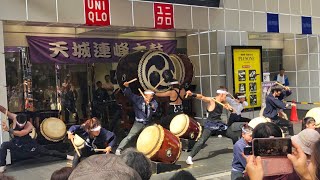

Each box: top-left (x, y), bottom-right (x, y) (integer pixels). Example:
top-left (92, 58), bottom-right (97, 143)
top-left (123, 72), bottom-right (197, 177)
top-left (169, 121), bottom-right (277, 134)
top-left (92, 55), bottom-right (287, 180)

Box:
top-left (3, 121), bottom-right (302, 180)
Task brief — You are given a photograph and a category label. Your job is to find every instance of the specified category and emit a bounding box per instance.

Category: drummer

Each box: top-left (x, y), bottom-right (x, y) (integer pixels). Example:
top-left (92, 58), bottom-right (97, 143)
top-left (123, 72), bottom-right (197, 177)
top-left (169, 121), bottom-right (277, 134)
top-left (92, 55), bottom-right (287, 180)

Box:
top-left (115, 81), bottom-right (158, 155)
top-left (0, 105), bottom-right (71, 172)
top-left (67, 117), bottom-right (116, 167)
top-left (155, 79), bottom-right (185, 129)
top-left (185, 87), bottom-right (233, 165)
top-left (263, 85), bottom-right (294, 136)
top-left (226, 93), bottom-right (250, 126)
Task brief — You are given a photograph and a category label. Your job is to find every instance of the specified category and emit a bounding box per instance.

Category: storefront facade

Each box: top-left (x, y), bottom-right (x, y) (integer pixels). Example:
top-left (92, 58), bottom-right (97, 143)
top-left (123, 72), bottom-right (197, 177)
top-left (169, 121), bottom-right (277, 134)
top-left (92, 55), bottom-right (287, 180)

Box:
top-left (1, 0), bottom-right (320, 162)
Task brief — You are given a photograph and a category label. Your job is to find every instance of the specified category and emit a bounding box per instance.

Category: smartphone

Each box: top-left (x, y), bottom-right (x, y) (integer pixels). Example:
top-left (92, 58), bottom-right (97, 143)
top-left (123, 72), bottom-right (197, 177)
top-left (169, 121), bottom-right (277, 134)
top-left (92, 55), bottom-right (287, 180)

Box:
top-left (253, 138), bottom-right (292, 157)
top-left (244, 146), bottom-right (252, 155)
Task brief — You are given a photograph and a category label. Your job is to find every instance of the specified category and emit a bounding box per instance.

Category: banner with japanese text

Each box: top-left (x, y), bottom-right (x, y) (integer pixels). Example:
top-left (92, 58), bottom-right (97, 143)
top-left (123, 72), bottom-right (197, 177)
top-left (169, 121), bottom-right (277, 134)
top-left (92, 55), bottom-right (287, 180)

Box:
top-left (26, 36), bottom-right (177, 64)
top-left (232, 46), bottom-right (262, 108)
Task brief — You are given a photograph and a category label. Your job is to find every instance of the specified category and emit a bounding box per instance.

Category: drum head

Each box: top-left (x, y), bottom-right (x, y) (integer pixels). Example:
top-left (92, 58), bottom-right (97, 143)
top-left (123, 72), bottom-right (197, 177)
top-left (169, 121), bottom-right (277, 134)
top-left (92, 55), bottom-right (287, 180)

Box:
top-left (40, 117), bottom-right (66, 142)
top-left (29, 128), bottom-right (37, 139)
top-left (137, 125), bottom-right (164, 158)
top-left (117, 50), bottom-right (175, 94)
top-left (169, 114), bottom-right (189, 137)
top-left (74, 134), bottom-right (85, 149)
top-left (306, 107), bottom-right (320, 128)
top-left (248, 116), bottom-right (270, 129)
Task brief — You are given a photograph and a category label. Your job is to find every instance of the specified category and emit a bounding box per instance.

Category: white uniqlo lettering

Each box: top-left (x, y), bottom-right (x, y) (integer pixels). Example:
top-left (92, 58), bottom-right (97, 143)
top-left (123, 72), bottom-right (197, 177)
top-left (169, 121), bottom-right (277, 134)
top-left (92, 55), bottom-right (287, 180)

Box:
top-left (164, 7), bottom-right (172, 25)
top-left (156, 6), bottom-right (164, 25)
top-left (87, 0), bottom-right (108, 23)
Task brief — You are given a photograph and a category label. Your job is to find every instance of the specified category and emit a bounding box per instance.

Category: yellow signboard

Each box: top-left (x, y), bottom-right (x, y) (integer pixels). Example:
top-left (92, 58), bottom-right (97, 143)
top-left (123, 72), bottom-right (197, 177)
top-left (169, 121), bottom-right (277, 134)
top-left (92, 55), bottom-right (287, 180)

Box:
top-left (233, 47), bottom-right (262, 108)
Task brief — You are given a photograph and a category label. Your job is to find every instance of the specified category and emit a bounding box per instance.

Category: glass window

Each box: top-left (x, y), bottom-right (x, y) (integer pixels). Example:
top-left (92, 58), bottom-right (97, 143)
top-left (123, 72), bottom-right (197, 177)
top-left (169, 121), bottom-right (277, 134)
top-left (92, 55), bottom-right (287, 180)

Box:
top-left (32, 64), bottom-right (57, 111)
top-left (5, 51), bottom-right (24, 112)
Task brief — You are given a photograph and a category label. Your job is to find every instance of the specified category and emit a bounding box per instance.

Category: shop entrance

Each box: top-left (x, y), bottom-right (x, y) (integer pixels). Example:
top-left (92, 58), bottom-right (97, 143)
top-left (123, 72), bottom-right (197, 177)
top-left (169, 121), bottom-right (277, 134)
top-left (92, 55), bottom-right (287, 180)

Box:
top-left (57, 64), bottom-right (93, 123)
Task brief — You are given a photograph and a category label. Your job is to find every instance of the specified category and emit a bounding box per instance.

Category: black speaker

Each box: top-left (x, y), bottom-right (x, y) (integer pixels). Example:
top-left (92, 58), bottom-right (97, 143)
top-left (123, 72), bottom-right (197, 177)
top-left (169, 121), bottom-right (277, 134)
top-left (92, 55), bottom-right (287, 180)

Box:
top-left (109, 70), bottom-right (117, 84)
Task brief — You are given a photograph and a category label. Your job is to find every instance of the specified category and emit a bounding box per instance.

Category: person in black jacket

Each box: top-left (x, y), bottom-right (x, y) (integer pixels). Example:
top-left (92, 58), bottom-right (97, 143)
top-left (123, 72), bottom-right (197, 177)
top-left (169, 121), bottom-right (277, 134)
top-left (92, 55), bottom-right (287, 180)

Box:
top-left (263, 85), bottom-right (294, 135)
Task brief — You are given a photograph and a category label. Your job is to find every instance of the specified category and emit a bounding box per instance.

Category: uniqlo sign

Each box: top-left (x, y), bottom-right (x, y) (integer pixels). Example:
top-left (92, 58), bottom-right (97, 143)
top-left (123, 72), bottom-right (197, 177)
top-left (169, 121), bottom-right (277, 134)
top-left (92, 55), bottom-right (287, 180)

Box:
top-left (84, 0), bottom-right (110, 26)
top-left (154, 3), bottom-right (174, 29)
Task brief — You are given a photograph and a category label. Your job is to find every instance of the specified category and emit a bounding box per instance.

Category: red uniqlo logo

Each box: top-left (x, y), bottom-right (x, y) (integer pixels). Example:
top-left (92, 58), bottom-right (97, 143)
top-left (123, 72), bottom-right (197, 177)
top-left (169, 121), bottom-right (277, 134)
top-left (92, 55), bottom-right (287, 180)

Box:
top-left (84, 0), bottom-right (110, 26)
top-left (154, 3), bottom-right (174, 29)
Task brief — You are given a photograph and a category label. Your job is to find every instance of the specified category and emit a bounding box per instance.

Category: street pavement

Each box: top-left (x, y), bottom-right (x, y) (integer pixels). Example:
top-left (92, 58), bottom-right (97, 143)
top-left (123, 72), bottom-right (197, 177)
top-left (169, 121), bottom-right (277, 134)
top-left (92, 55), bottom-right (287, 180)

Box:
top-left (3, 121), bottom-right (302, 180)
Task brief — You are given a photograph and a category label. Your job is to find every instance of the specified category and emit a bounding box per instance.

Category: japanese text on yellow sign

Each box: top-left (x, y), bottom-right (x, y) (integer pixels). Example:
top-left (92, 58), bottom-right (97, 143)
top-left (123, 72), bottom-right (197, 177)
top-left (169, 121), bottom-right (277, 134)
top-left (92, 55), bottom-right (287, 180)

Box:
top-left (233, 48), bottom-right (262, 108)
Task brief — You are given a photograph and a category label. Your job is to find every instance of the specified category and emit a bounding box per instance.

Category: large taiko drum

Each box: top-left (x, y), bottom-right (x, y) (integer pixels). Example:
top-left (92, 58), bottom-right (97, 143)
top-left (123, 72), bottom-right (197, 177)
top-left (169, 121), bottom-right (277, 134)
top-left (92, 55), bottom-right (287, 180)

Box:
top-left (40, 117), bottom-right (66, 142)
top-left (248, 116), bottom-right (270, 129)
top-left (137, 125), bottom-right (181, 164)
top-left (116, 50), bottom-right (176, 94)
top-left (169, 114), bottom-right (202, 141)
top-left (305, 107), bottom-right (320, 128)
top-left (169, 54), bottom-right (194, 89)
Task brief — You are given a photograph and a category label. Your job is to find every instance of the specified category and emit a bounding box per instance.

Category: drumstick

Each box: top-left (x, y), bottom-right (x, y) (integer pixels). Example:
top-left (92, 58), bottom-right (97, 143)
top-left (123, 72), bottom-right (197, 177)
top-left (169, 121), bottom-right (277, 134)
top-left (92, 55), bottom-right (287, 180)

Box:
top-left (3, 109), bottom-right (7, 122)
top-left (1, 110), bottom-right (8, 132)
top-left (127, 78), bottom-right (137, 84)
top-left (211, 98), bottom-right (233, 112)
top-left (138, 88), bottom-right (146, 99)
top-left (275, 81), bottom-right (290, 89)
top-left (228, 93), bottom-right (236, 100)
top-left (94, 149), bottom-right (107, 152)
top-left (154, 79), bottom-right (165, 89)
top-left (70, 138), bottom-right (81, 157)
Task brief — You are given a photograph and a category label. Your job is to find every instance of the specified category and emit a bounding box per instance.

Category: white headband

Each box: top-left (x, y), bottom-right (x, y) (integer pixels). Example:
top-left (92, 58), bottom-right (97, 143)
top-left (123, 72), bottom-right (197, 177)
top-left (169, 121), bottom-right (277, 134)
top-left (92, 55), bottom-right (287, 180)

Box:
top-left (238, 95), bottom-right (246, 98)
top-left (169, 81), bottom-right (179, 85)
top-left (90, 126), bottom-right (101, 132)
top-left (242, 127), bottom-right (252, 134)
top-left (216, 89), bottom-right (228, 94)
top-left (16, 121), bottom-right (26, 127)
top-left (144, 90), bottom-right (154, 95)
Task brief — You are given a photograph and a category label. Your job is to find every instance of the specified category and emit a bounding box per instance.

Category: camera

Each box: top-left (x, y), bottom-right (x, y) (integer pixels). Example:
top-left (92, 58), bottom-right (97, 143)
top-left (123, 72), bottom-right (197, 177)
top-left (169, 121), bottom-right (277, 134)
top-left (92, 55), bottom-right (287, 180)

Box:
top-left (253, 138), bottom-right (292, 157)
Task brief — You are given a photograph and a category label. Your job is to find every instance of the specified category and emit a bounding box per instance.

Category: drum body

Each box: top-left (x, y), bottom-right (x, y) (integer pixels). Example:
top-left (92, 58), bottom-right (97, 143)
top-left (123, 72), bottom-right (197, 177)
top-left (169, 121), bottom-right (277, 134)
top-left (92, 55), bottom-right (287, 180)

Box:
top-left (305, 107), bottom-right (320, 128)
top-left (40, 117), bottom-right (66, 142)
top-left (169, 54), bottom-right (194, 89)
top-left (116, 50), bottom-right (175, 94)
top-left (137, 125), bottom-right (181, 164)
top-left (169, 114), bottom-right (202, 141)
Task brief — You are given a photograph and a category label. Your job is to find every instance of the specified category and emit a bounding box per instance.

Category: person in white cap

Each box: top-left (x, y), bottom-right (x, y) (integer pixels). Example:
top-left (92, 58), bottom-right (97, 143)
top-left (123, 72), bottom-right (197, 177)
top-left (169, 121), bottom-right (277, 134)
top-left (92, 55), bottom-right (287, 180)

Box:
top-left (155, 79), bottom-right (186, 129)
top-left (185, 87), bottom-right (234, 165)
top-left (291, 128), bottom-right (320, 156)
top-left (115, 81), bottom-right (158, 155)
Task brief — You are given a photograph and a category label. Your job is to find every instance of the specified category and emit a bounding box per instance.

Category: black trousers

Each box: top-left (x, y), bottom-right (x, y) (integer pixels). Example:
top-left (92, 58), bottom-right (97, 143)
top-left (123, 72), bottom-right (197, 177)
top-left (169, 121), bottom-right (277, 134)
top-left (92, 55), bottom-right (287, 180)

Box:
top-left (272, 117), bottom-right (294, 136)
top-left (0, 141), bottom-right (66, 166)
top-left (227, 113), bottom-right (251, 126)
